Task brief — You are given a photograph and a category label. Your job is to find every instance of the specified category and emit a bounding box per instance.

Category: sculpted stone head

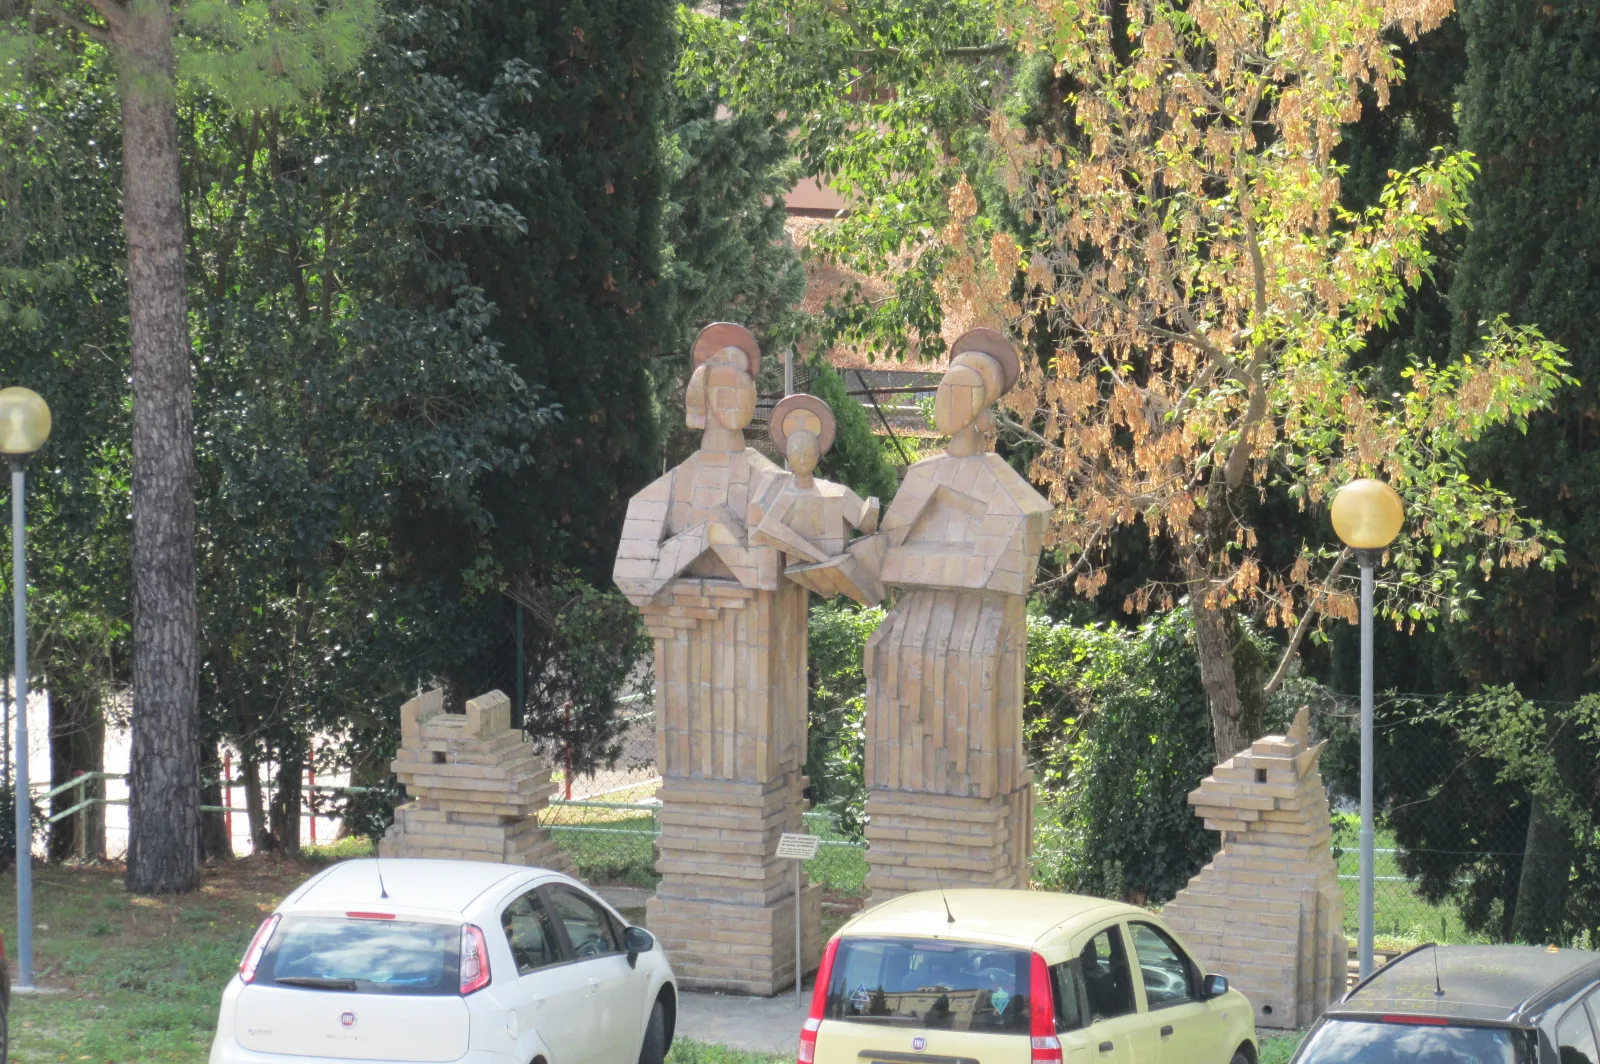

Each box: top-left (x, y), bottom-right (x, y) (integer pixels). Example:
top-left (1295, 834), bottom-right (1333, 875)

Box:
top-left (935, 329), bottom-right (1020, 451)
top-left (686, 323), bottom-right (761, 435)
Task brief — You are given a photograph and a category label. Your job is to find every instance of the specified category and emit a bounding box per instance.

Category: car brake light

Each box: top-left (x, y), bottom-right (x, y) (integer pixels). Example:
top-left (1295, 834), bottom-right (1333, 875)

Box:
top-left (1030, 951), bottom-right (1063, 1063)
top-left (346, 912), bottom-right (395, 920)
top-left (459, 924), bottom-right (491, 995)
top-left (239, 914), bottom-right (281, 984)
top-left (1381, 1014), bottom-right (1451, 1026)
top-left (798, 936), bottom-right (840, 1064)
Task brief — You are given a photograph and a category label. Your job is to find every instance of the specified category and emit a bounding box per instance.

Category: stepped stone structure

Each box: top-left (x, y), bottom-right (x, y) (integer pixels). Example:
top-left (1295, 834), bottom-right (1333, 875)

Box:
top-left (1161, 708), bottom-right (1346, 1029)
top-left (379, 688), bottom-right (568, 871)
top-left (614, 324), bottom-right (883, 994)
top-left (862, 329), bottom-right (1052, 903)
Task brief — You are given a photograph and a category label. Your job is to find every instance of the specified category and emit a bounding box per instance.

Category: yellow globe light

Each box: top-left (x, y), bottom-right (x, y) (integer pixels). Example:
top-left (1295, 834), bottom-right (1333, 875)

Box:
top-left (1331, 478), bottom-right (1405, 550)
top-left (0, 388), bottom-right (50, 456)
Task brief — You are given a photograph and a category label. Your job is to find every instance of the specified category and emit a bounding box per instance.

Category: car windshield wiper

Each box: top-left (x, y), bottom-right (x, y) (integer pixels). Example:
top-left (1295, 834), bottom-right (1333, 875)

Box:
top-left (275, 976), bottom-right (359, 991)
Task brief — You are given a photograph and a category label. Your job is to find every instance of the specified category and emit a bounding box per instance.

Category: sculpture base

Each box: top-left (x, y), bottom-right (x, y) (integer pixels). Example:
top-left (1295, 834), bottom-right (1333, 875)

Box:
top-left (647, 886), bottom-right (823, 995)
top-left (378, 803), bottom-right (570, 871)
top-left (864, 785), bottom-right (1032, 904)
top-left (1162, 863), bottom-right (1346, 1028)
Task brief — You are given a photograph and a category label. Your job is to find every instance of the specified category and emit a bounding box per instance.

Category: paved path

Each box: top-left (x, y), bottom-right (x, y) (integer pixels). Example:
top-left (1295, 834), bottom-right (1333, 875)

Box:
top-left (597, 886), bottom-right (809, 1055)
top-left (676, 982), bottom-right (811, 1054)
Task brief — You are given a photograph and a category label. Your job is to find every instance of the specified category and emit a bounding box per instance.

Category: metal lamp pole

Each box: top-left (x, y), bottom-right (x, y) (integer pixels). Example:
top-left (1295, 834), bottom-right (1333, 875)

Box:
top-left (1357, 551), bottom-right (1376, 980)
top-left (0, 386), bottom-right (52, 991)
top-left (1330, 477), bottom-right (1403, 981)
top-left (11, 455), bottom-right (30, 989)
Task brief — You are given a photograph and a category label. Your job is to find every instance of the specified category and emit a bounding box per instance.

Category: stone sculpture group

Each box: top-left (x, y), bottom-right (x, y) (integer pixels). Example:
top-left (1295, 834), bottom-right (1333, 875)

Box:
top-left (611, 322), bottom-right (1050, 992)
top-left (378, 319), bottom-right (1345, 1022)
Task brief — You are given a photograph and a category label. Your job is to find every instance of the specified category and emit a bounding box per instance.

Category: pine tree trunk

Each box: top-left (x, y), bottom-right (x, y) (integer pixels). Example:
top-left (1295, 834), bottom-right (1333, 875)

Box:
top-left (1511, 793), bottom-right (1571, 944)
top-left (270, 747), bottom-right (303, 855)
top-left (241, 753), bottom-right (270, 853)
top-left (119, 4), bottom-right (201, 895)
top-left (198, 741), bottom-right (231, 861)
top-left (1191, 594), bottom-right (1250, 762)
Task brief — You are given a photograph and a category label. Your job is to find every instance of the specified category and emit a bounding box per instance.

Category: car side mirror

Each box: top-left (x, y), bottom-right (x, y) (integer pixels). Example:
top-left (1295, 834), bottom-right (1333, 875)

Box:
top-left (1203, 974), bottom-right (1229, 999)
top-left (623, 926), bottom-right (654, 968)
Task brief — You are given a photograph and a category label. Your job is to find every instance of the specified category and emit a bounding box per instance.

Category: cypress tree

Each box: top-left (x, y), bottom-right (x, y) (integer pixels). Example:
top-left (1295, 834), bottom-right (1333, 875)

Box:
top-left (1447, 0), bottom-right (1600, 942)
top-left (421, 0), bottom-right (674, 584)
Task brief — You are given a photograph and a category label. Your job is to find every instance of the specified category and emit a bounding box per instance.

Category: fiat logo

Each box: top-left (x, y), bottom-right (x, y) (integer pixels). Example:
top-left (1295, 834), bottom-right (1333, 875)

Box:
top-left (911, 1037), bottom-right (927, 1052)
top-left (340, 1012), bottom-right (357, 1029)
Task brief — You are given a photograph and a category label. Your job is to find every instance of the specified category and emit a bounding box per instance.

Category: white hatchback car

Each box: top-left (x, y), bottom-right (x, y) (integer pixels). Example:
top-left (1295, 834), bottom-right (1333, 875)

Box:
top-left (209, 859), bottom-right (676, 1064)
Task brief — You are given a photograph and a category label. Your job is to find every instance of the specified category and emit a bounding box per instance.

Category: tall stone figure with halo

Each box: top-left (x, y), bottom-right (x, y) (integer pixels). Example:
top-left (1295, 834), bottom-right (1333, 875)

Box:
top-left (863, 327), bottom-right (1053, 902)
top-left (614, 324), bottom-right (878, 994)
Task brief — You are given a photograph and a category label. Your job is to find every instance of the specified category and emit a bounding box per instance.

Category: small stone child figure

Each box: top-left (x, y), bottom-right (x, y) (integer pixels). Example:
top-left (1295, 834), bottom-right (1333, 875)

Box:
top-left (749, 394), bottom-right (886, 605)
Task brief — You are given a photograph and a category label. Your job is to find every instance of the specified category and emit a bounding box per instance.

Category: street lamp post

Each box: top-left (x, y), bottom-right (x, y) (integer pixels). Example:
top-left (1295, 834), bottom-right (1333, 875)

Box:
top-left (1330, 477), bottom-right (1404, 981)
top-left (0, 386), bottom-right (52, 990)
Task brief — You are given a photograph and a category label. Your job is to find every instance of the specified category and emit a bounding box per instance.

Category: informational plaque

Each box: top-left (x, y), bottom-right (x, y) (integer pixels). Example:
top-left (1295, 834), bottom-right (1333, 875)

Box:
top-left (775, 832), bottom-right (822, 860)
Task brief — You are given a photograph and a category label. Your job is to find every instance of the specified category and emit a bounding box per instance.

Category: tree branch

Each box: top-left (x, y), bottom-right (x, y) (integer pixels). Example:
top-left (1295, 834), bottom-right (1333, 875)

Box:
top-left (77, 0), bottom-right (126, 33)
top-left (1263, 547), bottom-right (1352, 697)
top-left (36, 1), bottom-right (113, 42)
top-left (851, 42), bottom-right (1013, 59)
top-left (1030, 529), bottom-right (1105, 595)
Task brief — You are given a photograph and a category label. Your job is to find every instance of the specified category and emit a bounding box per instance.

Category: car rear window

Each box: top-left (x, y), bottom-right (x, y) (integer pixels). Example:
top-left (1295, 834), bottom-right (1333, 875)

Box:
top-left (256, 915), bottom-right (461, 996)
top-left (1297, 1019), bottom-right (1535, 1064)
top-left (824, 937), bottom-right (1031, 1033)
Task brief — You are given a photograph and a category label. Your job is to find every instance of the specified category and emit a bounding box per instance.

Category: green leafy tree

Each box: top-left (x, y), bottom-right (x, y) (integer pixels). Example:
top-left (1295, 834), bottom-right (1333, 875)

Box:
top-left (709, 0), bottom-right (1572, 764)
top-left (1026, 608), bottom-right (1216, 903)
top-left (2, 0), bottom-right (377, 893)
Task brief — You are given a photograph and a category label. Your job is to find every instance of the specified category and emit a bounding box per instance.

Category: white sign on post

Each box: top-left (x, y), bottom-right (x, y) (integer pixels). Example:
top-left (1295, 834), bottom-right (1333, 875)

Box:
top-left (776, 832), bottom-right (822, 1004)
top-left (776, 832), bottom-right (822, 860)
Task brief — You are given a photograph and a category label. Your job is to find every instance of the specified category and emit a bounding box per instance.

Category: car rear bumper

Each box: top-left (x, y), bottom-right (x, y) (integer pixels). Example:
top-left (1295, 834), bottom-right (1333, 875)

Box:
top-left (208, 1043), bottom-right (518, 1064)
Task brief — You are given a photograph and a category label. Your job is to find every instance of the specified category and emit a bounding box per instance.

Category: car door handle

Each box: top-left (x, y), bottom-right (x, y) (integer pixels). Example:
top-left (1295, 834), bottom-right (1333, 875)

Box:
top-left (1098, 1042), bottom-right (1114, 1054)
top-left (1160, 1025), bottom-right (1174, 1037)
top-left (527, 992), bottom-right (545, 1008)
top-left (587, 977), bottom-right (601, 995)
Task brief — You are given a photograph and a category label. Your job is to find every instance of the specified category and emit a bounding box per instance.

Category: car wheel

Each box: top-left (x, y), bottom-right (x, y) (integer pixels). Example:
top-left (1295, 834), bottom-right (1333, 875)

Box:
top-left (1230, 1052), bottom-right (1250, 1064)
top-left (637, 1000), bottom-right (666, 1064)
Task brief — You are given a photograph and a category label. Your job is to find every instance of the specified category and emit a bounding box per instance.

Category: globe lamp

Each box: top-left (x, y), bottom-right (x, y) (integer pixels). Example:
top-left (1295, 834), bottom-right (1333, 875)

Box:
top-left (0, 388), bottom-right (52, 457)
top-left (1331, 478), bottom-right (1404, 551)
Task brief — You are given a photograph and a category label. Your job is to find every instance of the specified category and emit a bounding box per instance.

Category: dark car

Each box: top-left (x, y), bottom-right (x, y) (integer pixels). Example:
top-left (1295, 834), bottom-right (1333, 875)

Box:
top-left (1290, 944), bottom-right (1600, 1064)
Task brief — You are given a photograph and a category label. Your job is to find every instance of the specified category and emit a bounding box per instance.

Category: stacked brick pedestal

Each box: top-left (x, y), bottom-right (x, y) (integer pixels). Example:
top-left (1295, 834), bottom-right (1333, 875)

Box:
top-left (379, 688), bottom-right (568, 871)
top-left (640, 579), bottom-right (822, 995)
top-left (1161, 708), bottom-right (1346, 1029)
top-left (865, 786), bottom-right (1032, 901)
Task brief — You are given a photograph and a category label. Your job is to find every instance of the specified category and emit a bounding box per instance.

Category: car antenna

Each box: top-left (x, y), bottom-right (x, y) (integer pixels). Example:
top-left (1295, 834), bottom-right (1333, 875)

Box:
top-left (1431, 943), bottom-right (1444, 998)
top-left (375, 858), bottom-right (391, 901)
top-left (933, 871), bottom-right (955, 925)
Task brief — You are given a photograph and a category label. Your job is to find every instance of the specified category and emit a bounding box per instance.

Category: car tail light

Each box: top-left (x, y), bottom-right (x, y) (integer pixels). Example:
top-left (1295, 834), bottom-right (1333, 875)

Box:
top-left (239, 914), bottom-right (281, 984)
top-left (1030, 951), bottom-right (1063, 1063)
top-left (797, 936), bottom-right (840, 1063)
top-left (459, 924), bottom-right (491, 995)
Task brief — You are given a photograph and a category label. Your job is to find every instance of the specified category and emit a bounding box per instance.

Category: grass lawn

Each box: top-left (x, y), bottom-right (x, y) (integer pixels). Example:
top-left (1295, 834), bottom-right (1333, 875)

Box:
top-left (1329, 818), bottom-right (1490, 950)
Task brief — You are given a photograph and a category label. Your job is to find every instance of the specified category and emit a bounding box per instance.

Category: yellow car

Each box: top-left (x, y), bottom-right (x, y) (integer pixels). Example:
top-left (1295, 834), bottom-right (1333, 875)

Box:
top-left (798, 889), bottom-right (1257, 1064)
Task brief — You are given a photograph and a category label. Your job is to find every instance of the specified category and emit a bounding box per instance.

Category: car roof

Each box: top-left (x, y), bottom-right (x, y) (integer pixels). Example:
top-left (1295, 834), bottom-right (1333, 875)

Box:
top-left (283, 858), bottom-right (534, 917)
top-left (840, 889), bottom-right (1143, 949)
top-left (1333, 945), bottom-right (1600, 1024)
